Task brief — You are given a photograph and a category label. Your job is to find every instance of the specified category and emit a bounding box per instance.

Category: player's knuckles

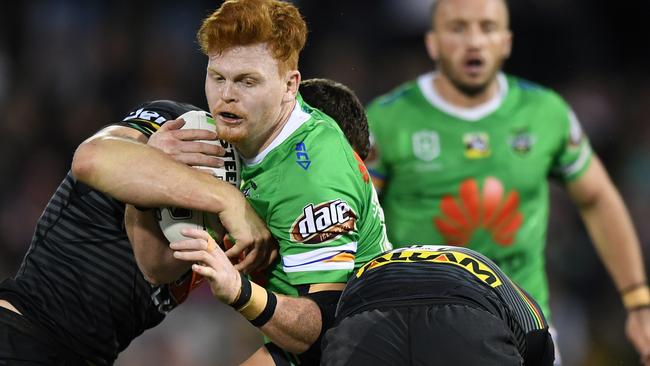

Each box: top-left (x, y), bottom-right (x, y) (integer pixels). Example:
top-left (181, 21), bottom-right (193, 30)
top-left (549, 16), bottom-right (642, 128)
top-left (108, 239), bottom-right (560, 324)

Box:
top-left (211, 145), bottom-right (226, 156)
top-left (195, 155), bottom-right (221, 167)
top-left (183, 129), bottom-right (214, 141)
top-left (202, 144), bottom-right (224, 156)
top-left (200, 251), bottom-right (214, 263)
top-left (207, 157), bottom-right (225, 168)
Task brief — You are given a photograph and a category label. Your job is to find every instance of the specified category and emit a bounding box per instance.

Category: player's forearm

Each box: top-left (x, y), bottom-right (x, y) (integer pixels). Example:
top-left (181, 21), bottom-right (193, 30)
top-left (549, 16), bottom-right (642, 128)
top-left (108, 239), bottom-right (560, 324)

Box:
top-left (579, 183), bottom-right (645, 290)
top-left (569, 158), bottom-right (646, 292)
top-left (125, 205), bottom-right (190, 284)
top-left (72, 135), bottom-right (237, 213)
top-left (258, 295), bottom-right (322, 353)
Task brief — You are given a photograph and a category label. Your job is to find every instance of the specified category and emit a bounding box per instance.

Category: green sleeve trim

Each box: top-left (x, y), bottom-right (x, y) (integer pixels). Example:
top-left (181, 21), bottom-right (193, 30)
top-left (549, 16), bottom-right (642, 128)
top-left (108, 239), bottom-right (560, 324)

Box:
top-left (556, 144), bottom-right (593, 182)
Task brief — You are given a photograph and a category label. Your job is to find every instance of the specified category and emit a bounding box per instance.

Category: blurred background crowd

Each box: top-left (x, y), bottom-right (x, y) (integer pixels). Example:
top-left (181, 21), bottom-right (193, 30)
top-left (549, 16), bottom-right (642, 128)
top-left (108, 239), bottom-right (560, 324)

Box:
top-left (1, 0), bottom-right (648, 365)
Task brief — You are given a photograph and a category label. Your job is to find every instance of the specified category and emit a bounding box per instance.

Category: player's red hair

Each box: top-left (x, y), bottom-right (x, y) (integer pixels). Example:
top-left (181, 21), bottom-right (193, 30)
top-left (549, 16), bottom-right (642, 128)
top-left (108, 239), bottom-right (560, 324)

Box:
top-left (197, 0), bottom-right (307, 74)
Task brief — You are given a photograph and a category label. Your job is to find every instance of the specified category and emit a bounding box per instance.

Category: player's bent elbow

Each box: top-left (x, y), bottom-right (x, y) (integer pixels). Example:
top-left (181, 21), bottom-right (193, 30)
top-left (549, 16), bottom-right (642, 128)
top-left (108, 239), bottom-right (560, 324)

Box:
top-left (137, 264), bottom-right (176, 286)
top-left (140, 270), bottom-right (164, 286)
top-left (134, 254), bottom-right (188, 286)
top-left (71, 141), bottom-right (100, 183)
top-left (289, 340), bottom-right (314, 355)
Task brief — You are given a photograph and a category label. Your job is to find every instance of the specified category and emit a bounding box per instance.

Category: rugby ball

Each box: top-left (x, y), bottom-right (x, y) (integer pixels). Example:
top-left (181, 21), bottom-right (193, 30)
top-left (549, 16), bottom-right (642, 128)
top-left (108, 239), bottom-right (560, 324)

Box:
top-left (157, 110), bottom-right (241, 245)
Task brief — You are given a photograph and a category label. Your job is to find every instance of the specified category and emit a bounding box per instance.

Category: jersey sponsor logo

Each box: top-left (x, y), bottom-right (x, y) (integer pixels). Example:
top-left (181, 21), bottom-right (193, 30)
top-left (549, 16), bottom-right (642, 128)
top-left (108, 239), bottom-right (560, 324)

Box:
top-left (509, 129), bottom-right (535, 155)
top-left (463, 132), bottom-right (491, 159)
top-left (123, 108), bottom-right (167, 124)
top-left (412, 130), bottom-right (440, 161)
top-left (434, 177), bottom-right (523, 246)
top-left (296, 142), bottom-right (311, 170)
top-left (291, 199), bottom-right (357, 244)
top-left (356, 248), bottom-right (502, 288)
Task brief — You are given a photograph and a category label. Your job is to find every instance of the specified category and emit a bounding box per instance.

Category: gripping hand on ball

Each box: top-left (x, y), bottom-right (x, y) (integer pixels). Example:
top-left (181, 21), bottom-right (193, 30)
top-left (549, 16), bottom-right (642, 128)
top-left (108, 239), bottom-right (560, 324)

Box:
top-left (148, 118), bottom-right (225, 168)
top-left (217, 190), bottom-right (278, 274)
top-left (170, 228), bottom-right (242, 304)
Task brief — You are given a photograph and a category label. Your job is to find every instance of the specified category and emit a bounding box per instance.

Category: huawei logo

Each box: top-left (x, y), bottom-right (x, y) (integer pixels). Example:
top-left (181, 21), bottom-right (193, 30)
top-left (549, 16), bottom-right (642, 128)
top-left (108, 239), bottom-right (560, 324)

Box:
top-left (433, 177), bottom-right (523, 246)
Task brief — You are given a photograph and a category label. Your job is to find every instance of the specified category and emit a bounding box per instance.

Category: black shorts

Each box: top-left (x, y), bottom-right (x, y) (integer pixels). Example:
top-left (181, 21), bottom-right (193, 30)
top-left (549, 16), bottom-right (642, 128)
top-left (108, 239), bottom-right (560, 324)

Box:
top-left (321, 303), bottom-right (523, 366)
top-left (0, 307), bottom-right (88, 366)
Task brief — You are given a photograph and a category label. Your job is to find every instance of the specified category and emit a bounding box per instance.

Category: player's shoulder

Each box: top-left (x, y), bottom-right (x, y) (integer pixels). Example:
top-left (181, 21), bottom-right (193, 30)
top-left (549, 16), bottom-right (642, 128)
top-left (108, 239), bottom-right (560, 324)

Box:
top-left (366, 78), bottom-right (421, 112)
top-left (122, 100), bottom-right (204, 124)
top-left (271, 103), bottom-right (356, 177)
top-left (302, 104), bottom-right (352, 151)
top-left (506, 74), bottom-right (570, 111)
top-left (116, 99), bottom-right (205, 138)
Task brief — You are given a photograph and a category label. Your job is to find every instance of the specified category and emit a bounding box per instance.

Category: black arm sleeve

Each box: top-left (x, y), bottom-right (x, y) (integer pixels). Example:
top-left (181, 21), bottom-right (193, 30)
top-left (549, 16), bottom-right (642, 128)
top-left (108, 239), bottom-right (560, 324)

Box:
top-left (296, 288), bottom-right (343, 366)
top-left (524, 328), bottom-right (555, 366)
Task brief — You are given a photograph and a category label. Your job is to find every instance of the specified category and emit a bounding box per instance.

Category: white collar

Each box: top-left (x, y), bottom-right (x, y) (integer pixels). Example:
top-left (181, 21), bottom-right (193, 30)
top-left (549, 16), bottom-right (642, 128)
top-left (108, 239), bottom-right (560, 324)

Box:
top-left (242, 101), bottom-right (311, 166)
top-left (417, 71), bottom-right (508, 122)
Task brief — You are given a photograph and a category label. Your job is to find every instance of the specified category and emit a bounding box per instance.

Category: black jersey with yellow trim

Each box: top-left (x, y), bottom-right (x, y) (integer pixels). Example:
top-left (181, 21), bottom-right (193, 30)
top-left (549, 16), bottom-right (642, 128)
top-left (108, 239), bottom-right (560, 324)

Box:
top-left (336, 245), bottom-right (549, 361)
top-left (0, 100), bottom-right (203, 365)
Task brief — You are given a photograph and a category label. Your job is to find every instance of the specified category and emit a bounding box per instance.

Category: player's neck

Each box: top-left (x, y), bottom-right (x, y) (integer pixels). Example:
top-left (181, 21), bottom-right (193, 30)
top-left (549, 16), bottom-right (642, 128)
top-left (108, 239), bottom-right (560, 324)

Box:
top-left (433, 74), bottom-right (500, 108)
top-left (237, 99), bottom-right (297, 159)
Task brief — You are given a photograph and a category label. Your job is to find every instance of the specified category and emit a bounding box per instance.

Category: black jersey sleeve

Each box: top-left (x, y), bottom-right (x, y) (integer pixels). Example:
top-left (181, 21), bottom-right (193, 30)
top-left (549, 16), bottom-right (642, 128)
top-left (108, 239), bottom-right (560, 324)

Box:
top-left (524, 329), bottom-right (555, 366)
top-left (114, 100), bottom-right (204, 138)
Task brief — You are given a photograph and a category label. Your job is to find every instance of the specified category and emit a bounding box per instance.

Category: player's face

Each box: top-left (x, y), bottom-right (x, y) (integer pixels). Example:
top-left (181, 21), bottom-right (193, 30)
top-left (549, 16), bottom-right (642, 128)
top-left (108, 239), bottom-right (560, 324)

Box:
top-left (425, 0), bottom-right (512, 96)
top-left (205, 43), bottom-right (299, 158)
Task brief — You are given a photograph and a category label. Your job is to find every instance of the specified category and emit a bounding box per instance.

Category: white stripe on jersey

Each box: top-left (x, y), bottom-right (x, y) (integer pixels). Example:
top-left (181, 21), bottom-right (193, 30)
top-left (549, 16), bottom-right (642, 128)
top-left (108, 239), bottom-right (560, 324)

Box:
top-left (283, 242), bottom-right (357, 273)
top-left (557, 143), bottom-right (592, 178)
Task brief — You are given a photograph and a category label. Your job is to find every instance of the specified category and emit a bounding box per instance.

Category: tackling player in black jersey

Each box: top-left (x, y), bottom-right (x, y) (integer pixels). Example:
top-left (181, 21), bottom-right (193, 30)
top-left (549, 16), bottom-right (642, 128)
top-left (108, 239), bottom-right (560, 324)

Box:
top-left (0, 77), bottom-right (378, 365)
top-left (321, 245), bottom-right (555, 366)
top-left (0, 100), bottom-right (225, 365)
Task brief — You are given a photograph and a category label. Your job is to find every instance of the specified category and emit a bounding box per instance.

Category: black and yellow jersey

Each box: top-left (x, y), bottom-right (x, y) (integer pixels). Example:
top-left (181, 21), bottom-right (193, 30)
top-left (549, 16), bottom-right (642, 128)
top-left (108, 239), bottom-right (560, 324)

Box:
top-left (337, 245), bottom-right (548, 360)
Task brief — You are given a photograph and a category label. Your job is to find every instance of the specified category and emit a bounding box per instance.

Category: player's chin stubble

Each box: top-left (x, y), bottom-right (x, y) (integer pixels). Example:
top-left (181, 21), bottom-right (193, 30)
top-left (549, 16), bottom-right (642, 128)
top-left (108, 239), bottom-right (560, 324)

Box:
top-left (216, 125), bottom-right (246, 144)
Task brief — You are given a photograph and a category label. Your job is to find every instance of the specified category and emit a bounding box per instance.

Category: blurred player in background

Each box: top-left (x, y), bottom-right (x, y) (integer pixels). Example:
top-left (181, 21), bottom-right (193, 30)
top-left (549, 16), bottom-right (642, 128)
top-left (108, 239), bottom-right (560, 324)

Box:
top-left (322, 245), bottom-right (554, 366)
top-left (0, 100), bottom-right (235, 365)
top-left (75, 1), bottom-right (390, 365)
top-left (365, 0), bottom-right (650, 363)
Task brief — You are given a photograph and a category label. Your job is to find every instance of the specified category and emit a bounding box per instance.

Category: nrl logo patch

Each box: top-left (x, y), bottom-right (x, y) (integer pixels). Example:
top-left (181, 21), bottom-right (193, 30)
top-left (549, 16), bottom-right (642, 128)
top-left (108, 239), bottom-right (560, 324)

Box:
top-left (463, 132), bottom-right (491, 159)
top-left (291, 199), bottom-right (357, 244)
top-left (412, 130), bottom-right (440, 161)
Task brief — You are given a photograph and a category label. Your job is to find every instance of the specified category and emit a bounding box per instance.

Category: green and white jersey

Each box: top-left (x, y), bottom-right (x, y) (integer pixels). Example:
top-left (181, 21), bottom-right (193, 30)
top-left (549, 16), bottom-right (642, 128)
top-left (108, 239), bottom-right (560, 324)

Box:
top-left (366, 72), bottom-right (592, 317)
top-left (242, 95), bottom-right (391, 297)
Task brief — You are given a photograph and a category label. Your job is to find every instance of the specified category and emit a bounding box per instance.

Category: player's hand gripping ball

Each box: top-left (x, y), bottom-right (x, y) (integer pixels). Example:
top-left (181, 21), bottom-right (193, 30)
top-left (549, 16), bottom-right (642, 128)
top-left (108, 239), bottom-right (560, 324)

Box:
top-left (156, 110), bottom-right (241, 247)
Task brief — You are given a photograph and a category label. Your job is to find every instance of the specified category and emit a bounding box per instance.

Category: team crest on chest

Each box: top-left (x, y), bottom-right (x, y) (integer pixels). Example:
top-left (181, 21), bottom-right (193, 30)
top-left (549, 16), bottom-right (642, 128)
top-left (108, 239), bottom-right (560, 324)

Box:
top-left (509, 129), bottom-right (535, 155)
top-left (463, 132), bottom-right (491, 159)
top-left (411, 130), bottom-right (440, 161)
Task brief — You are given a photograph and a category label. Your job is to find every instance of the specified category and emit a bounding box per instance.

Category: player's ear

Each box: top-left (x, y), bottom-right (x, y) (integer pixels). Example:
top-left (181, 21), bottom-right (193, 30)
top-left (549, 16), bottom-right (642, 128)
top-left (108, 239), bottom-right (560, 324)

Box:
top-left (284, 70), bottom-right (301, 103)
top-left (424, 31), bottom-right (439, 62)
